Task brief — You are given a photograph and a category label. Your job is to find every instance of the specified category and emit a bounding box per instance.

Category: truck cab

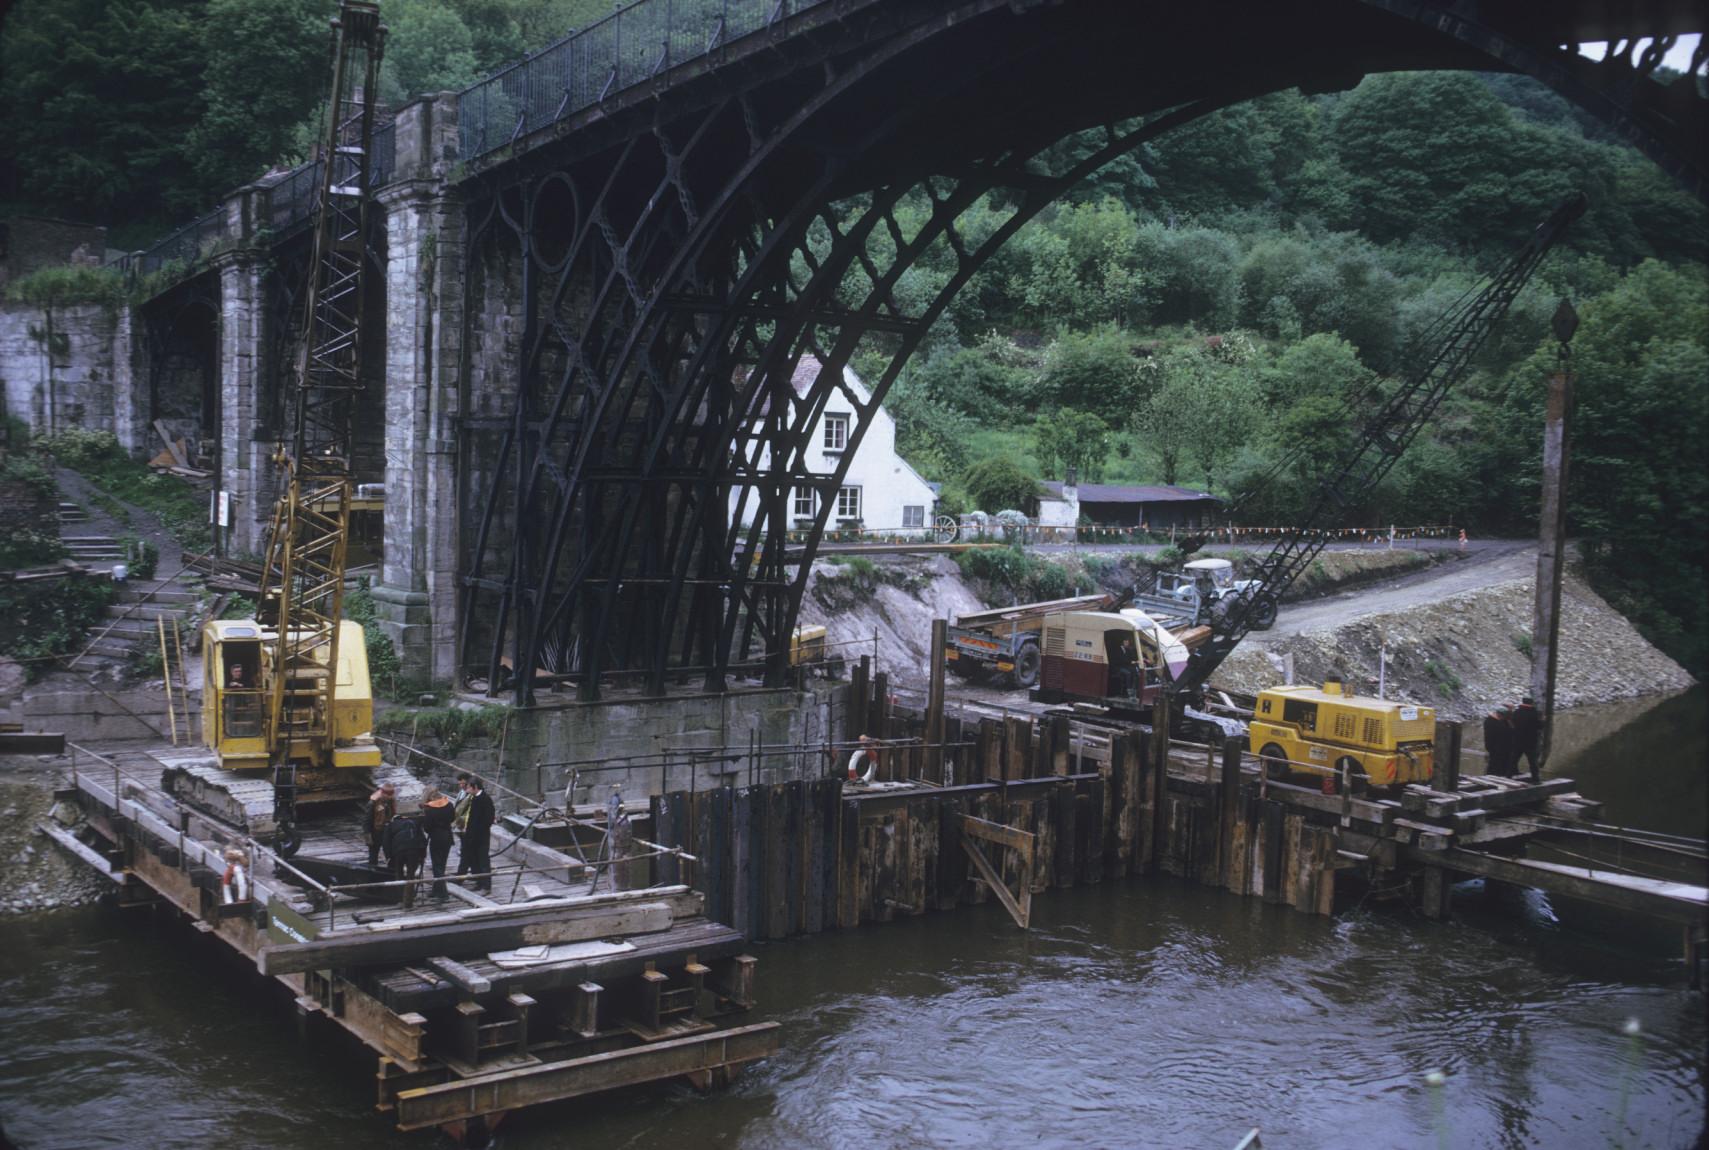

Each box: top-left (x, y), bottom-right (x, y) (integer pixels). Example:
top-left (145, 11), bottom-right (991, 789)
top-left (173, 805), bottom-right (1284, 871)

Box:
top-left (1249, 678), bottom-right (1435, 792)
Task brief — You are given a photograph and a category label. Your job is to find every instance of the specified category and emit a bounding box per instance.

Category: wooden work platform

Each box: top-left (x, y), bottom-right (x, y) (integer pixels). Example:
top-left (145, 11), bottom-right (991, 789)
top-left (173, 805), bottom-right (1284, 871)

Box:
top-left (57, 743), bottom-right (779, 1144)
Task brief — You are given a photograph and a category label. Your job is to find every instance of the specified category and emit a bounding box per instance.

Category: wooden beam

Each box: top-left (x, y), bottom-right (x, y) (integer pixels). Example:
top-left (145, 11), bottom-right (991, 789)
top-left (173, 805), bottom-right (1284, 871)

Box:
top-left (1420, 846), bottom-right (1709, 925)
top-left (962, 838), bottom-right (1029, 929)
top-left (393, 1023), bottom-right (782, 1130)
top-left (961, 814), bottom-right (1034, 860)
top-left (426, 955), bottom-right (493, 995)
top-left (261, 901), bottom-right (677, 976)
top-left (36, 821), bottom-right (124, 883)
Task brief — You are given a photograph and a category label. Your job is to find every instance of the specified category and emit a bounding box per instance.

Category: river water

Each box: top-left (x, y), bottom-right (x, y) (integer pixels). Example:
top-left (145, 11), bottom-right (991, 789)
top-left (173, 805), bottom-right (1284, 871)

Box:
top-left (2, 689), bottom-right (1703, 1150)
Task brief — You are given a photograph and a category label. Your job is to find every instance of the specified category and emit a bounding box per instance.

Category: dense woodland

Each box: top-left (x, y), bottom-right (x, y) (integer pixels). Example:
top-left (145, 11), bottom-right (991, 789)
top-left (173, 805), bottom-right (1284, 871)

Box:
top-left (1, 2), bottom-right (1704, 673)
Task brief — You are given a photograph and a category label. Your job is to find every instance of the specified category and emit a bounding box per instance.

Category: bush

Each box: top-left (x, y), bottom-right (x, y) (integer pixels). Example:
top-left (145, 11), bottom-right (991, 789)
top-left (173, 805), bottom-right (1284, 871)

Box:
top-left (343, 579), bottom-right (404, 695)
top-left (962, 457), bottom-right (1041, 516)
top-left (37, 430), bottom-right (212, 552)
top-left (126, 538), bottom-right (159, 581)
top-left (0, 574), bottom-right (119, 678)
top-left (0, 528), bottom-right (67, 570)
top-left (374, 704), bottom-right (510, 756)
top-left (5, 265), bottom-right (126, 309)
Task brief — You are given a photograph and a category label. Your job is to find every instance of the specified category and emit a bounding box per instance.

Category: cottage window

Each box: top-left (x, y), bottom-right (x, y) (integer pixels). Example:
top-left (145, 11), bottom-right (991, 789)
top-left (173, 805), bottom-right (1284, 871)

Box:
top-left (836, 486), bottom-right (861, 519)
top-left (902, 505), bottom-right (925, 528)
top-left (793, 488), bottom-right (816, 518)
top-left (823, 414), bottom-right (849, 451)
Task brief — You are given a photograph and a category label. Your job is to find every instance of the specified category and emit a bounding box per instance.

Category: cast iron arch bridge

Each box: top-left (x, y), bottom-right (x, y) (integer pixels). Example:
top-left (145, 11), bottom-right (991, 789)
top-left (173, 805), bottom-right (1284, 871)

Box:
top-left (116, 0), bottom-right (1708, 703)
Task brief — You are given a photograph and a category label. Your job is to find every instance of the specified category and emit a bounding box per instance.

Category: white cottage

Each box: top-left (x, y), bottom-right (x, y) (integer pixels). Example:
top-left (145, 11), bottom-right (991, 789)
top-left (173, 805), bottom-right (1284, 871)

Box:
top-left (730, 357), bottom-right (938, 535)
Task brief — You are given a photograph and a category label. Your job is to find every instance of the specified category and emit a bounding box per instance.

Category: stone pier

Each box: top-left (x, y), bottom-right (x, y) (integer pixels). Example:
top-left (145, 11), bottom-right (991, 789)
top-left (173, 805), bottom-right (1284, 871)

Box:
top-left (373, 93), bottom-right (464, 684)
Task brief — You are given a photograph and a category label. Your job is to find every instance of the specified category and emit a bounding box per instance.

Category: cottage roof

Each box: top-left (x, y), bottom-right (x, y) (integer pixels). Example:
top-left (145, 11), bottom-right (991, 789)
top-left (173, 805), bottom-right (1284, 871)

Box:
top-left (1039, 481), bottom-right (1221, 504)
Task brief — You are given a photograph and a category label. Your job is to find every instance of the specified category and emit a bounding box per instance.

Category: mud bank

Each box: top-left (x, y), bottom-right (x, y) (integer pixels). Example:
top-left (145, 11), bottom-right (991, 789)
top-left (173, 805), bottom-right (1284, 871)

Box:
top-left (0, 763), bottom-right (110, 915)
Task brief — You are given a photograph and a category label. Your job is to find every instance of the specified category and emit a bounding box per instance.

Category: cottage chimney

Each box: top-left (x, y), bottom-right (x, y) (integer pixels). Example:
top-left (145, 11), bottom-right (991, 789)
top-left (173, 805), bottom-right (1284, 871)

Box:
top-left (1065, 466), bottom-right (1078, 491)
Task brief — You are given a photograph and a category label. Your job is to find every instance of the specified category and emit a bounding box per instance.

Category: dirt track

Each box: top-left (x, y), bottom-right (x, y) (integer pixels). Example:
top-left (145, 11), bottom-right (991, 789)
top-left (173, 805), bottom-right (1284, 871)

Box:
top-left (1258, 542), bottom-right (1534, 640)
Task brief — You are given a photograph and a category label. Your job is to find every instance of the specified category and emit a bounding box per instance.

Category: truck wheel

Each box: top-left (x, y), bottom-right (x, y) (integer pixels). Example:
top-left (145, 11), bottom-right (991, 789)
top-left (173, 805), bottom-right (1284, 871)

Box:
top-left (1259, 743), bottom-right (1290, 781)
top-left (1251, 595), bottom-right (1278, 630)
top-left (1014, 642), bottom-right (1042, 689)
top-left (1333, 756), bottom-right (1369, 795)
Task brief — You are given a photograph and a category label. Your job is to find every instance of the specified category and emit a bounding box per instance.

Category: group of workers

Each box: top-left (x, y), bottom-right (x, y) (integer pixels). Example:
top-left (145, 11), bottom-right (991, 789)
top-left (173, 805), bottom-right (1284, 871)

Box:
top-left (363, 773), bottom-right (496, 908)
top-left (1482, 696), bottom-right (1543, 782)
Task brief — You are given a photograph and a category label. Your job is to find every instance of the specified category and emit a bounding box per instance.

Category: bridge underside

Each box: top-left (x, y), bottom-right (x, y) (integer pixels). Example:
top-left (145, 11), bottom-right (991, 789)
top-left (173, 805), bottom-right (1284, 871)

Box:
top-left (451, 0), bottom-right (1706, 704)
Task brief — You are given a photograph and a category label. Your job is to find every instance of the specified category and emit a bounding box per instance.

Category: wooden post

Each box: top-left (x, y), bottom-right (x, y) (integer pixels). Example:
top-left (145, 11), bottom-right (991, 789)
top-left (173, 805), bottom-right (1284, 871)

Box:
top-left (1432, 720), bottom-right (1462, 793)
top-left (926, 620), bottom-right (946, 782)
top-left (1049, 715), bottom-right (1070, 776)
top-left (1149, 694), bottom-right (1171, 869)
top-left (1530, 356), bottom-right (1573, 773)
top-left (850, 656), bottom-right (870, 740)
top-left (870, 672), bottom-right (889, 745)
top-left (1004, 716), bottom-right (1029, 782)
top-left (1219, 736), bottom-right (1243, 889)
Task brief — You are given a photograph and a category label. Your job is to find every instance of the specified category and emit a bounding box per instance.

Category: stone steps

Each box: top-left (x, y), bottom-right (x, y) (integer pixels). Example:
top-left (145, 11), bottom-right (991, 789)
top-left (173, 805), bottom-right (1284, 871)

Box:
top-left (57, 501), bottom-right (89, 524)
top-left (103, 603), bottom-right (191, 621)
top-left (117, 585), bottom-right (198, 605)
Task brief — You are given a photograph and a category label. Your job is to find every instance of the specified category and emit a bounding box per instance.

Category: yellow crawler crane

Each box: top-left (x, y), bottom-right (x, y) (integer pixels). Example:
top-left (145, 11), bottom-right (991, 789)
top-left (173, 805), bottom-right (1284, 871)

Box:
top-left (199, 1), bottom-right (386, 855)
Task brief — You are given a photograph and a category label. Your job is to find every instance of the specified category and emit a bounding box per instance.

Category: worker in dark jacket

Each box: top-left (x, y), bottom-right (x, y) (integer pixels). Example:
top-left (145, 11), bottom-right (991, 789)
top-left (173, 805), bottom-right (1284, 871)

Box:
top-left (383, 813), bottom-right (427, 909)
top-left (1483, 705), bottom-right (1516, 777)
top-left (1510, 696), bottom-right (1542, 783)
top-left (363, 782), bottom-right (396, 867)
top-left (1109, 635), bottom-right (1139, 699)
top-left (460, 776), bottom-right (496, 893)
top-left (419, 787), bottom-right (457, 901)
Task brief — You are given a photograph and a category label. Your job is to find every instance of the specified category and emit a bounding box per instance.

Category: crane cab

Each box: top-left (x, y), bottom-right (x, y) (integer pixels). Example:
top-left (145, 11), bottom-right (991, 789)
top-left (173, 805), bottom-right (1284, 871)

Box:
top-left (203, 620), bottom-right (269, 767)
top-left (202, 617), bottom-right (381, 770)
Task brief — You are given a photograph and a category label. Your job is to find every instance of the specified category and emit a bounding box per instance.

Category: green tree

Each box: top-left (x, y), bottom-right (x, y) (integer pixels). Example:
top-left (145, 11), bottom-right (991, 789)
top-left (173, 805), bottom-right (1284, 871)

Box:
top-left (381, 0), bottom-right (483, 104)
top-left (1133, 344), bottom-right (1261, 490)
top-left (1033, 409), bottom-right (1111, 483)
top-left (191, 0), bottom-right (334, 191)
top-left (0, 0), bottom-right (208, 231)
top-left (1035, 325), bottom-right (1148, 425)
top-left (1504, 261), bottom-right (1709, 671)
top-left (963, 456), bottom-right (1042, 516)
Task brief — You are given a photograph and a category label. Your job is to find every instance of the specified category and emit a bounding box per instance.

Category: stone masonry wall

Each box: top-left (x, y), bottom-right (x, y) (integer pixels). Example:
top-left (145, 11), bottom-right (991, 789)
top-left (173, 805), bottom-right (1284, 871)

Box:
top-left (0, 303), bottom-right (125, 439)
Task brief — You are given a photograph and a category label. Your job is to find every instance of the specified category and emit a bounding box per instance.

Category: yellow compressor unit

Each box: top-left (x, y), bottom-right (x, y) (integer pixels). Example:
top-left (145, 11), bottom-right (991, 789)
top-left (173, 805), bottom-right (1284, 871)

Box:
top-left (1249, 678), bottom-right (1434, 793)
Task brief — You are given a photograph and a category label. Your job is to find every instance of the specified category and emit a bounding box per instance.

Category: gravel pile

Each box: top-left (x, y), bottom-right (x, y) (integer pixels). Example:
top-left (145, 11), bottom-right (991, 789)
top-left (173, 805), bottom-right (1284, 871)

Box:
top-left (1213, 571), bottom-right (1694, 720)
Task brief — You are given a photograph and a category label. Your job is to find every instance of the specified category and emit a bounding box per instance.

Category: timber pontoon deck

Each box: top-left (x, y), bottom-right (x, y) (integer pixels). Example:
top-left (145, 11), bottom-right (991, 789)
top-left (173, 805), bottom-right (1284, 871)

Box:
top-left (55, 744), bottom-right (778, 1144)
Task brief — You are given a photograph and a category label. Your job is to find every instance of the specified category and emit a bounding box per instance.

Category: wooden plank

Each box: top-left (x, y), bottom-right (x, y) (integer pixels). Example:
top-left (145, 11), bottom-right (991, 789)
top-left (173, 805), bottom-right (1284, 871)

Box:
top-left (155, 420), bottom-right (189, 468)
top-left (927, 619), bottom-right (947, 782)
top-left (732, 786), bottom-right (752, 939)
top-left (837, 798), bottom-right (860, 929)
top-left (1393, 819), bottom-right (1452, 851)
top-left (961, 814), bottom-right (1034, 859)
top-left (1052, 784), bottom-right (1076, 890)
top-left (962, 839), bottom-right (1028, 929)
top-left (1432, 719), bottom-right (1462, 794)
top-left (261, 900), bottom-right (682, 976)
top-left (394, 1023), bottom-right (782, 1130)
top-left (426, 955), bottom-right (493, 995)
top-left (1219, 738), bottom-right (1242, 889)
top-left (1049, 716), bottom-right (1070, 776)
top-left (978, 719), bottom-right (1000, 784)
top-left (37, 821), bottom-right (125, 882)
top-left (1004, 716), bottom-right (1029, 782)
top-left (1455, 777), bottom-right (1577, 811)
top-left (937, 799), bottom-right (967, 910)
top-left (1082, 777), bottom-right (1105, 884)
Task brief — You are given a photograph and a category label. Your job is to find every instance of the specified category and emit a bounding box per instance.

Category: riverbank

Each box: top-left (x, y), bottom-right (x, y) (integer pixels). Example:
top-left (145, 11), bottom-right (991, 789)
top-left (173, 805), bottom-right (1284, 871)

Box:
top-left (0, 761), bottom-right (110, 915)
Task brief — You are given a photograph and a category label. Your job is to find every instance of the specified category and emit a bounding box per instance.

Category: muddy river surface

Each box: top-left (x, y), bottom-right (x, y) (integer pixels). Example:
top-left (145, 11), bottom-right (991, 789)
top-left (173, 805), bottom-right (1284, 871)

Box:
top-left (2, 689), bottom-right (1703, 1150)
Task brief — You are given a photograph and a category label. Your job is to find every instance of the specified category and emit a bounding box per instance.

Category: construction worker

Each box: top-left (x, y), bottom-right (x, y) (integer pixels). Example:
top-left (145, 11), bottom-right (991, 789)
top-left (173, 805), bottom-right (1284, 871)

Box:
top-left (461, 776), bottom-right (496, 893)
top-left (420, 786), bottom-right (457, 901)
top-left (453, 771), bottom-right (475, 880)
top-left (1109, 634), bottom-right (1139, 699)
top-left (1482, 705), bottom-right (1516, 777)
top-left (383, 813), bottom-right (427, 909)
top-left (364, 782), bottom-right (396, 867)
top-left (1511, 696), bottom-right (1542, 783)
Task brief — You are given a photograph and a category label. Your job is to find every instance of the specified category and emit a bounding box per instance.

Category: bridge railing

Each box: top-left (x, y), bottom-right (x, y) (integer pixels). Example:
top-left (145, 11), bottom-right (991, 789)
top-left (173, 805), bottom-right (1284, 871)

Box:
top-left (458, 0), bottom-right (819, 162)
top-left (116, 116), bottom-right (397, 290)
